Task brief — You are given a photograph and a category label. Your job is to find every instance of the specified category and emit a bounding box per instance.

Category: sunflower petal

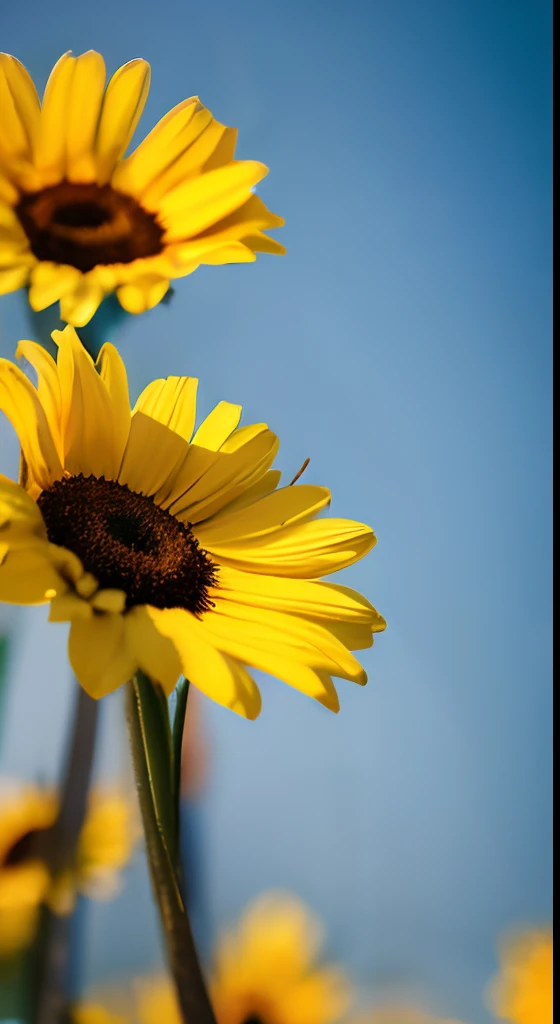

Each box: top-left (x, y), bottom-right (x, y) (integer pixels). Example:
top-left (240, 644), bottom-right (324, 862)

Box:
top-left (159, 161), bottom-right (268, 241)
top-left (59, 277), bottom-right (104, 327)
top-left (150, 608), bottom-right (262, 719)
top-left (68, 613), bottom-right (137, 699)
top-left (116, 275), bottom-right (169, 314)
top-left (96, 342), bottom-right (130, 461)
top-left (0, 53), bottom-right (40, 167)
top-left (125, 605), bottom-right (182, 696)
top-left (0, 547), bottom-right (65, 604)
top-left (16, 339), bottom-right (63, 457)
top-left (203, 518), bottom-right (376, 578)
top-left (112, 97), bottom-right (207, 197)
top-left (52, 324), bottom-right (126, 479)
top-left (134, 376), bottom-right (198, 442)
top-left (28, 262), bottom-right (82, 312)
top-left (0, 359), bottom-right (62, 488)
top-left (118, 411), bottom-right (188, 496)
top-left (34, 52), bottom-right (76, 186)
top-left (192, 400), bottom-right (242, 451)
top-left (65, 50), bottom-right (106, 181)
top-left (95, 58), bottom-right (151, 183)
top-left (197, 485), bottom-right (331, 545)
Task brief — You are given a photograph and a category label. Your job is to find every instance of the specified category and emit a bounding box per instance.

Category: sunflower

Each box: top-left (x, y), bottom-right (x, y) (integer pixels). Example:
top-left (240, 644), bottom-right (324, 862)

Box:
top-left (0, 50), bottom-right (284, 326)
top-left (137, 892), bottom-right (352, 1024)
top-left (70, 1006), bottom-right (127, 1024)
top-left (487, 928), bottom-right (553, 1024)
top-left (0, 778), bottom-right (136, 957)
top-left (0, 325), bottom-right (384, 712)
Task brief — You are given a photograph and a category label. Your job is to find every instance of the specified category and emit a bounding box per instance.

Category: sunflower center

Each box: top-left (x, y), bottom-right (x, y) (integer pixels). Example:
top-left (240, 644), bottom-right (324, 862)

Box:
top-left (16, 181), bottom-right (165, 273)
top-left (37, 475), bottom-right (217, 614)
top-left (3, 828), bottom-right (49, 867)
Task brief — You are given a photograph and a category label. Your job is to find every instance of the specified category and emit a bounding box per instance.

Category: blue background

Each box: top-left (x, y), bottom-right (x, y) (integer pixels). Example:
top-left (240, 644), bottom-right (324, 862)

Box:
top-left (0, 1), bottom-right (552, 1021)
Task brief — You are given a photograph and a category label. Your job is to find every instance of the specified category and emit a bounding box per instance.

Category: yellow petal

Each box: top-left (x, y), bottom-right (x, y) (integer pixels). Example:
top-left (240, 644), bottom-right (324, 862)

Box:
top-left (0, 546), bottom-right (65, 604)
top-left (241, 231), bottom-right (287, 256)
top-left (218, 422), bottom-right (270, 453)
top-left (65, 51), bottom-right (107, 182)
top-left (28, 262), bottom-right (83, 311)
top-left (200, 193), bottom-right (285, 242)
top-left (95, 59), bottom-right (151, 184)
top-left (49, 592), bottom-right (92, 622)
top-left (202, 612), bottom-right (341, 712)
top-left (68, 613), bottom-right (137, 699)
top-left (150, 608), bottom-right (262, 718)
top-left (118, 411), bottom-right (188, 496)
top-left (16, 339), bottom-right (63, 457)
top-left (141, 118), bottom-right (229, 208)
top-left (96, 342), bottom-right (131, 462)
top-left (116, 275), bottom-right (169, 314)
top-left (125, 605), bottom-right (182, 696)
top-left (52, 324), bottom-right (126, 478)
top-left (197, 485), bottom-right (331, 545)
top-left (0, 264), bottom-right (30, 294)
top-left (170, 430), bottom-right (279, 523)
top-left (34, 52), bottom-right (76, 185)
top-left (202, 126), bottom-right (238, 171)
top-left (0, 359), bottom-right (62, 488)
top-left (91, 589), bottom-right (126, 613)
top-left (159, 161), bottom-right (268, 240)
top-left (0, 53), bottom-right (40, 161)
top-left (210, 599), bottom-right (367, 683)
top-left (59, 277), bottom-right (104, 327)
top-left (205, 518), bottom-right (376, 578)
top-left (134, 376), bottom-right (198, 442)
top-left (192, 400), bottom-right (242, 451)
top-left (214, 469), bottom-right (282, 517)
top-left (112, 97), bottom-right (205, 197)
top-left (0, 476), bottom-right (45, 536)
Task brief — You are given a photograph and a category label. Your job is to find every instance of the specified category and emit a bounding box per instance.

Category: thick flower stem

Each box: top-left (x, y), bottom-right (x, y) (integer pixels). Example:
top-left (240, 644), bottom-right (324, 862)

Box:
top-left (126, 675), bottom-right (217, 1024)
top-left (30, 683), bottom-right (99, 1024)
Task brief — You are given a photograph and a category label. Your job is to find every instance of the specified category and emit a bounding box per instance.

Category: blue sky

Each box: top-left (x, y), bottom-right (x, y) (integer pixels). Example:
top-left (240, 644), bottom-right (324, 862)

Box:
top-left (0, 1), bottom-right (552, 1021)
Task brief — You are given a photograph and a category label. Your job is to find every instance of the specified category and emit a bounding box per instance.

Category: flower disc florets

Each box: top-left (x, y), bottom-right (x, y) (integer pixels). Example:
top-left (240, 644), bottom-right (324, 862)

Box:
top-left (37, 475), bottom-right (217, 613)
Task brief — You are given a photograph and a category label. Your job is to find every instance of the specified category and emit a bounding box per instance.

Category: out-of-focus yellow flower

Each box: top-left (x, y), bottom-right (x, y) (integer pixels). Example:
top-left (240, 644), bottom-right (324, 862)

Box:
top-left (0, 49), bottom-right (284, 326)
top-left (0, 779), bottom-right (137, 956)
top-left (137, 893), bottom-right (352, 1024)
top-left (0, 325), bottom-right (384, 713)
top-left (488, 927), bottom-right (553, 1024)
top-left (71, 1004), bottom-right (128, 1024)
top-left (347, 1009), bottom-right (465, 1024)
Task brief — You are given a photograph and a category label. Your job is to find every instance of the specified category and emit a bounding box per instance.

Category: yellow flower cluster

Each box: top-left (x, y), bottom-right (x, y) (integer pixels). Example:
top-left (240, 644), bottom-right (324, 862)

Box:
top-left (0, 779), bottom-right (137, 957)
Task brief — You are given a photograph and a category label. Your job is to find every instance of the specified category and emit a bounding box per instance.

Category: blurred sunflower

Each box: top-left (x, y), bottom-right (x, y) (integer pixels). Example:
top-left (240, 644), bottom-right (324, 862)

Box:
top-left (70, 1006), bottom-right (127, 1024)
top-left (0, 50), bottom-right (284, 326)
top-left (0, 779), bottom-right (137, 957)
top-left (347, 1009), bottom-right (465, 1024)
top-left (137, 892), bottom-right (352, 1024)
top-left (487, 928), bottom-right (553, 1024)
top-left (0, 326), bottom-right (385, 712)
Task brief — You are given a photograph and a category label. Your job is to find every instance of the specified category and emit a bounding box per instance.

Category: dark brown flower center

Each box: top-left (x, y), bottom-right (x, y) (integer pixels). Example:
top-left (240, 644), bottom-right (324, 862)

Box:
top-left (37, 475), bottom-right (217, 613)
top-left (16, 181), bottom-right (165, 273)
top-left (3, 828), bottom-right (50, 867)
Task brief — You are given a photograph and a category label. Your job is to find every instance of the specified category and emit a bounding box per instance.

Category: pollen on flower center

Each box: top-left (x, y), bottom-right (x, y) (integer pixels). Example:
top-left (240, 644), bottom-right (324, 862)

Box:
top-left (16, 181), bottom-right (165, 273)
top-left (37, 475), bottom-right (217, 614)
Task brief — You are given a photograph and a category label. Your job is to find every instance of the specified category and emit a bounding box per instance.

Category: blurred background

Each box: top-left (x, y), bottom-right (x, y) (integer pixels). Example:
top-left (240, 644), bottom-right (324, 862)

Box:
top-left (0, 1), bottom-right (552, 1022)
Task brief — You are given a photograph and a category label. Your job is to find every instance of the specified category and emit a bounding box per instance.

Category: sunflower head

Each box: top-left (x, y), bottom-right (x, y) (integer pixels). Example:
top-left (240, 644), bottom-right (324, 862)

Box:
top-left (0, 50), bottom-right (284, 325)
top-left (0, 780), bottom-right (136, 955)
top-left (487, 928), bottom-right (553, 1024)
top-left (136, 893), bottom-right (351, 1024)
top-left (0, 324), bottom-right (384, 712)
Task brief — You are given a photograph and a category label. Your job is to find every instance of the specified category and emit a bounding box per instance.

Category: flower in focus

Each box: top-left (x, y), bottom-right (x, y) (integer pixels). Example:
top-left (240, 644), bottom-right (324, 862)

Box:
top-left (488, 928), bottom-right (553, 1024)
top-left (0, 50), bottom-right (284, 326)
top-left (0, 779), bottom-right (137, 957)
top-left (0, 326), bottom-right (385, 714)
top-left (137, 892), bottom-right (352, 1024)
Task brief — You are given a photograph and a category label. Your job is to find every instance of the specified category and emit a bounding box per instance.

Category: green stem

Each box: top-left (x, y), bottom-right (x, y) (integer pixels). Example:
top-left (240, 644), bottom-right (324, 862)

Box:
top-left (30, 684), bottom-right (99, 1024)
top-left (126, 675), bottom-right (216, 1024)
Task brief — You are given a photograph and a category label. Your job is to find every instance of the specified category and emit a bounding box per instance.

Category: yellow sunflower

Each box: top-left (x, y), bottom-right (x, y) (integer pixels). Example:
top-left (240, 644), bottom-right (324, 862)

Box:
top-left (71, 1006), bottom-right (128, 1024)
top-left (0, 50), bottom-right (284, 326)
top-left (137, 892), bottom-right (352, 1024)
top-left (487, 928), bottom-right (553, 1024)
top-left (0, 779), bottom-right (137, 957)
top-left (0, 325), bottom-right (385, 712)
